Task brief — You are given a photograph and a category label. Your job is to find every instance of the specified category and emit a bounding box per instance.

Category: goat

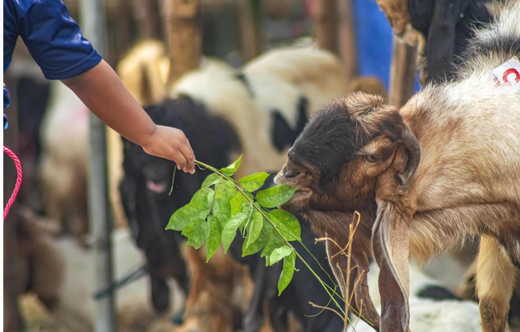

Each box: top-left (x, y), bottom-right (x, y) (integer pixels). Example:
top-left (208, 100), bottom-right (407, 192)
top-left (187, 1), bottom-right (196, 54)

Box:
top-left (39, 81), bottom-right (90, 236)
top-left (275, 3), bottom-right (520, 332)
top-left (120, 44), bottom-right (380, 325)
top-left (15, 212), bottom-right (181, 332)
top-left (120, 95), bottom-right (241, 313)
top-left (347, 262), bottom-right (481, 332)
top-left (227, 175), bottom-right (345, 332)
top-left (375, 0), bottom-right (493, 82)
top-left (172, 46), bottom-right (351, 174)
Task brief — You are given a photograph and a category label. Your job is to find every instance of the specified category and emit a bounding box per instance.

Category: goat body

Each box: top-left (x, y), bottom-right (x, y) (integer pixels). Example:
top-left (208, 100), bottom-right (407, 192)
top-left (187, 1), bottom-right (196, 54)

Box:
top-left (275, 3), bottom-right (520, 332)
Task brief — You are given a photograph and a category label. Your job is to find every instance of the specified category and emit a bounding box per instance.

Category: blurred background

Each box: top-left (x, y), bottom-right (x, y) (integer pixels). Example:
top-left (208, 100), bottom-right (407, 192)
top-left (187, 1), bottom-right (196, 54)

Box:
top-left (5, 0), bottom-right (512, 332)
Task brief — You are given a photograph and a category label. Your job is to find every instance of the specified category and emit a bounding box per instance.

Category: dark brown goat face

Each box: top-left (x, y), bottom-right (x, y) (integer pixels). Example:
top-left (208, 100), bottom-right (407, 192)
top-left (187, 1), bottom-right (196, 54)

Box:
top-left (275, 93), bottom-right (420, 214)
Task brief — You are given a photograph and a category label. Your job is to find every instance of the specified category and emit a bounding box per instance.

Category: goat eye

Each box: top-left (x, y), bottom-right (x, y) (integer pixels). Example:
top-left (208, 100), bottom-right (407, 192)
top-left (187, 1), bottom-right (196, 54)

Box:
top-left (365, 154), bottom-right (377, 163)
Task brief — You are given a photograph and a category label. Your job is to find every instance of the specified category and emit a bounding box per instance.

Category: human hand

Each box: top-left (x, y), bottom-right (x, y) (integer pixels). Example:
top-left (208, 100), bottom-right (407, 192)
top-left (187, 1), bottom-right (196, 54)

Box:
top-left (142, 125), bottom-right (196, 174)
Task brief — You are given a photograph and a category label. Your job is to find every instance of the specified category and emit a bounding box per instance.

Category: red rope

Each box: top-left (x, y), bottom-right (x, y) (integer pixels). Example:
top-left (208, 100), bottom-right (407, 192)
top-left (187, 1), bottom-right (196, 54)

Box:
top-left (3, 146), bottom-right (23, 221)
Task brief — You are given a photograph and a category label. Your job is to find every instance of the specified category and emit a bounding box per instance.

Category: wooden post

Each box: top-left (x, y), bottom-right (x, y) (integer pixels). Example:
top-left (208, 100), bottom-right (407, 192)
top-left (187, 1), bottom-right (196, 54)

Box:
top-left (164, 0), bottom-right (202, 86)
top-left (315, 0), bottom-right (339, 54)
top-left (389, 39), bottom-right (418, 107)
top-left (79, 0), bottom-right (118, 331)
top-left (338, 0), bottom-right (357, 82)
top-left (238, 0), bottom-right (263, 62)
top-left (135, 0), bottom-right (162, 40)
top-left (115, 0), bottom-right (132, 63)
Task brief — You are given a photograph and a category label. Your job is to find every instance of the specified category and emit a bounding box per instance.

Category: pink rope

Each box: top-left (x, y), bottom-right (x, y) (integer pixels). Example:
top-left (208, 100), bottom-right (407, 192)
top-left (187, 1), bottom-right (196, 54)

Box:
top-left (3, 146), bottom-right (23, 221)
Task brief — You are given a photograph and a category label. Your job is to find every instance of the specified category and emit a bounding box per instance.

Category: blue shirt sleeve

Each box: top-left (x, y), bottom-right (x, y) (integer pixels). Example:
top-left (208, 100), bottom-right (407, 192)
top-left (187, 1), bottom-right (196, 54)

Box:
top-left (18, 0), bottom-right (102, 80)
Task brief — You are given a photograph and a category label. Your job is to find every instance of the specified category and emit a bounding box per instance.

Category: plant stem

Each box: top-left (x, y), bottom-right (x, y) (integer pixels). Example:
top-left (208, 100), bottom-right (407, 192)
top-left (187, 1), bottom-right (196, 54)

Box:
top-left (195, 160), bottom-right (349, 317)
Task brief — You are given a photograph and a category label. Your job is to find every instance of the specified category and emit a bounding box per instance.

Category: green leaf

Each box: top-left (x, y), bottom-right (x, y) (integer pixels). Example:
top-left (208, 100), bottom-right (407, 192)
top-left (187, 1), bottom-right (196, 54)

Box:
top-left (261, 233), bottom-right (285, 266)
top-left (242, 220), bottom-right (272, 256)
top-left (269, 245), bottom-right (293, 266)
top-left (166, 202), bottom-right (209, 231)
top-left (245, 212), bottom-right (263, 248)
top-left (215, 181), bottom-right (235, 199)
top-left (191, 187), bottom-right (215, 208)
top-left (202, 173), bottom-right (221, 188)
top-left (278, 251), bottom-right (296, 295)
top-left (220, 155), bottom-right (242, 176)
top-left (256, 185), bottom-right (297, 208)
top-left (269, 209), bottom-right (301, 242)
top-left (221, 212), bottom-right (247, 253)
top-left (239, 172), bottom-right (270, 192)
top-left (206, 216), bottom-right (222, 262)
top-left (214, 197), bottom-right (231, 226)
top-left (230, 192), bottom-right (247, 216)
top-left (182, 218), bottom-right (209, 249)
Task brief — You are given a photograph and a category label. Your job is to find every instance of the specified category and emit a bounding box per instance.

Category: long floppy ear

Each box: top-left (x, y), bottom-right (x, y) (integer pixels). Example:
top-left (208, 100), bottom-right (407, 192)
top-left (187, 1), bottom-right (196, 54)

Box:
top-left (397, 126), bottom-right (420, 186)
top-left (326, 236), bottom-right (381, 331)
top-left (372, 201), bottom-right (410, 332)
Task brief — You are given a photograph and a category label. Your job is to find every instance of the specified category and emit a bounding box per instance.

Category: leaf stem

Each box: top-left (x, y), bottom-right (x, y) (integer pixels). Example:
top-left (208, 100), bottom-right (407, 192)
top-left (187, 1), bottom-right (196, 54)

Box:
top-left (195, 160), bottom-right (348, 317)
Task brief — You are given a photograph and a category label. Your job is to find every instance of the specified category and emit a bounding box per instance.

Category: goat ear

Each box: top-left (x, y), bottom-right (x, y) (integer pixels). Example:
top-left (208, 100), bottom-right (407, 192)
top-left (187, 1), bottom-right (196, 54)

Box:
top-left (397, 126), bottom-right (420, 186)
top-left (372, 201), bottom-right (410, 332)
top-left (326, 236), bottom-right (381, 330)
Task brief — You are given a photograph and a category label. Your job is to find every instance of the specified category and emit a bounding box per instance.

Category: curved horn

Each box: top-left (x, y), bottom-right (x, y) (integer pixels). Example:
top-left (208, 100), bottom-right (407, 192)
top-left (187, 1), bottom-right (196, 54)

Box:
top-left (397, 126), bottom-right (420, 186)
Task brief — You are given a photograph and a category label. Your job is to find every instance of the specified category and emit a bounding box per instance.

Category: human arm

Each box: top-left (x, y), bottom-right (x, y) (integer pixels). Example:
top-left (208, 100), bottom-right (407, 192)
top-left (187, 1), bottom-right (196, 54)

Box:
top-left (61, 60), bottom-right (195, 173)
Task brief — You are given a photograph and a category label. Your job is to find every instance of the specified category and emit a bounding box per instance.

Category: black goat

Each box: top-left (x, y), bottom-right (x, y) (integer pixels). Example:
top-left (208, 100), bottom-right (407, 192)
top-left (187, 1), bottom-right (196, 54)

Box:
top-left (229, 175), bottom-right (345, 332)
top-left (120, 95), bottom-right (241, 313)
top-left (408, 0), bottom-right (493, 82)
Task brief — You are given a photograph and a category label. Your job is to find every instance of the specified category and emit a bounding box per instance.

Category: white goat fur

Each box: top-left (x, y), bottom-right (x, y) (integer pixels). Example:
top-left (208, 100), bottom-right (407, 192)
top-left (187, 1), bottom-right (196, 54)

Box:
top-left (347, 263), bottom-right (481, 332)
top-left (172, 47), bottom-right (349, 174)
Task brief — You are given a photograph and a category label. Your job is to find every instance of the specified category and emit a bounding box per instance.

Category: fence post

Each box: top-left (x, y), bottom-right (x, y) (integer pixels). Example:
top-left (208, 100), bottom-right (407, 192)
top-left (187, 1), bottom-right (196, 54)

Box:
top-left (315, 0), bottom-right (339, 54)
top-left (79, 0), bottom-right (117, 331)
top-left (164, 0), bottom-right (201, 86)
top-left (338, 0), bottom-right (357, 82)
top-left (238, 0), bottom-right (263, 62)
top-left (389, 39), bottom-right (418, 107)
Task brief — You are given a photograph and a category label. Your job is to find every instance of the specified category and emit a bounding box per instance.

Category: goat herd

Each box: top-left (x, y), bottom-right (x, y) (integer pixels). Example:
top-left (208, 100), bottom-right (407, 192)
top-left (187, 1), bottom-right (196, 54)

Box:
top-left (12, 1), bottom-right (520, 332)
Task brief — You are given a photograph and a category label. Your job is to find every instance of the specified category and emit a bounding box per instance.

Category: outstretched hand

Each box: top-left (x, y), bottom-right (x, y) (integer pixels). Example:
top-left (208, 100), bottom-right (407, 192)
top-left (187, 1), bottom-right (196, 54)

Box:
top-left (142, 125), bottom-right (196, 174)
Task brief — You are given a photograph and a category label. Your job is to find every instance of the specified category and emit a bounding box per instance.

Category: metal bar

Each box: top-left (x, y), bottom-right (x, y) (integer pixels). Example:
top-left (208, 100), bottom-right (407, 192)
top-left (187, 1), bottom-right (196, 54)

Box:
top-left (78, 0), bottom-right (117, 331)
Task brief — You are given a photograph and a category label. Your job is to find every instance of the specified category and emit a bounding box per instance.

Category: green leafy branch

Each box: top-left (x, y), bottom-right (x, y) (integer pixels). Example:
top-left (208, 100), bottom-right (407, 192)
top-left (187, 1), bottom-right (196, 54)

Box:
top-left (165, 155), bottom-right (353, 319)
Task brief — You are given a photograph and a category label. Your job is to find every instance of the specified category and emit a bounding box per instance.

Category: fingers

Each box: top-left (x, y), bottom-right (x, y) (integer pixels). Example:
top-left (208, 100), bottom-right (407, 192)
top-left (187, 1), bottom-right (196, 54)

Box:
top-left (178, 143), bottom-right (195, 174)
top-left (171, 149), bottom-right (187, 172)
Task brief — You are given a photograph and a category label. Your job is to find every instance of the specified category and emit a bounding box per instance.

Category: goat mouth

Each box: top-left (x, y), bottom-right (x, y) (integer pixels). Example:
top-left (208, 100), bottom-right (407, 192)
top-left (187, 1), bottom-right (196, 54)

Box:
top-left (146, 180), bottom-right (168, 193)
top-left (292, 189), bottom-right (312, 199)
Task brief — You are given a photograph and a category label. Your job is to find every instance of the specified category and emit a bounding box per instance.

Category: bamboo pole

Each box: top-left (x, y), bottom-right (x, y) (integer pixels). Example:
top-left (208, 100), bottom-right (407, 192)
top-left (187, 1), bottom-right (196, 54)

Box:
top-left (79, 0), bottom-right (117, 331)
top-left (238, 0), bottom-right (262, 62)
top-left (338, 0), bottom-right (357, 82)
top-left (389, 39), bottom-right (418, 107)
top-left (135, 0), bottom-right (162, 40)
top-left (315, 0), bottom-right (339, 54)
top-left (164, 0), bottom-right (202, 86)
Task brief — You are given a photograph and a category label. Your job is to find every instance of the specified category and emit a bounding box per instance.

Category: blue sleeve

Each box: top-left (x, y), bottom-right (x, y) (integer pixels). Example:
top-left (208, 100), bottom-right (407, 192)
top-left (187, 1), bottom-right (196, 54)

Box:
top-left (18, 0), bottom-right (102, 80)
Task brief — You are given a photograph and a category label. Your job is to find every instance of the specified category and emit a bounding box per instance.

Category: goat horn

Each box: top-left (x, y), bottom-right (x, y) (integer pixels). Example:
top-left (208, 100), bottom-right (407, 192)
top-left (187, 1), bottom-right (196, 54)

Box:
top-left (397, 126), bottom-right (420, 186)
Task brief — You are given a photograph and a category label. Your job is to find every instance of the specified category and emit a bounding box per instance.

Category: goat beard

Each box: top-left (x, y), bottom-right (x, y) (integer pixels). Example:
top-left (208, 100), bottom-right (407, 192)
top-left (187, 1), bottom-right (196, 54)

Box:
top-left (301, 209), bottom-right (381, 330)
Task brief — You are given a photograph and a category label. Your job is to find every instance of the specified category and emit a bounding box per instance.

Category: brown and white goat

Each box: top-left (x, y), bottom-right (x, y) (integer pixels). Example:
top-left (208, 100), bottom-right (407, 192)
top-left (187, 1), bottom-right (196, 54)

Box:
top-left (275, 3), bottom-right (520, 332)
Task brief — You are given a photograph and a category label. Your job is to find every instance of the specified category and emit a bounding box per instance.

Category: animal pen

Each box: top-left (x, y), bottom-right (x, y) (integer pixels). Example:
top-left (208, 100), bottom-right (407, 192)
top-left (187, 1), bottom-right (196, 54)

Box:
top-left (3, 0), bottom-right (520, 332)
